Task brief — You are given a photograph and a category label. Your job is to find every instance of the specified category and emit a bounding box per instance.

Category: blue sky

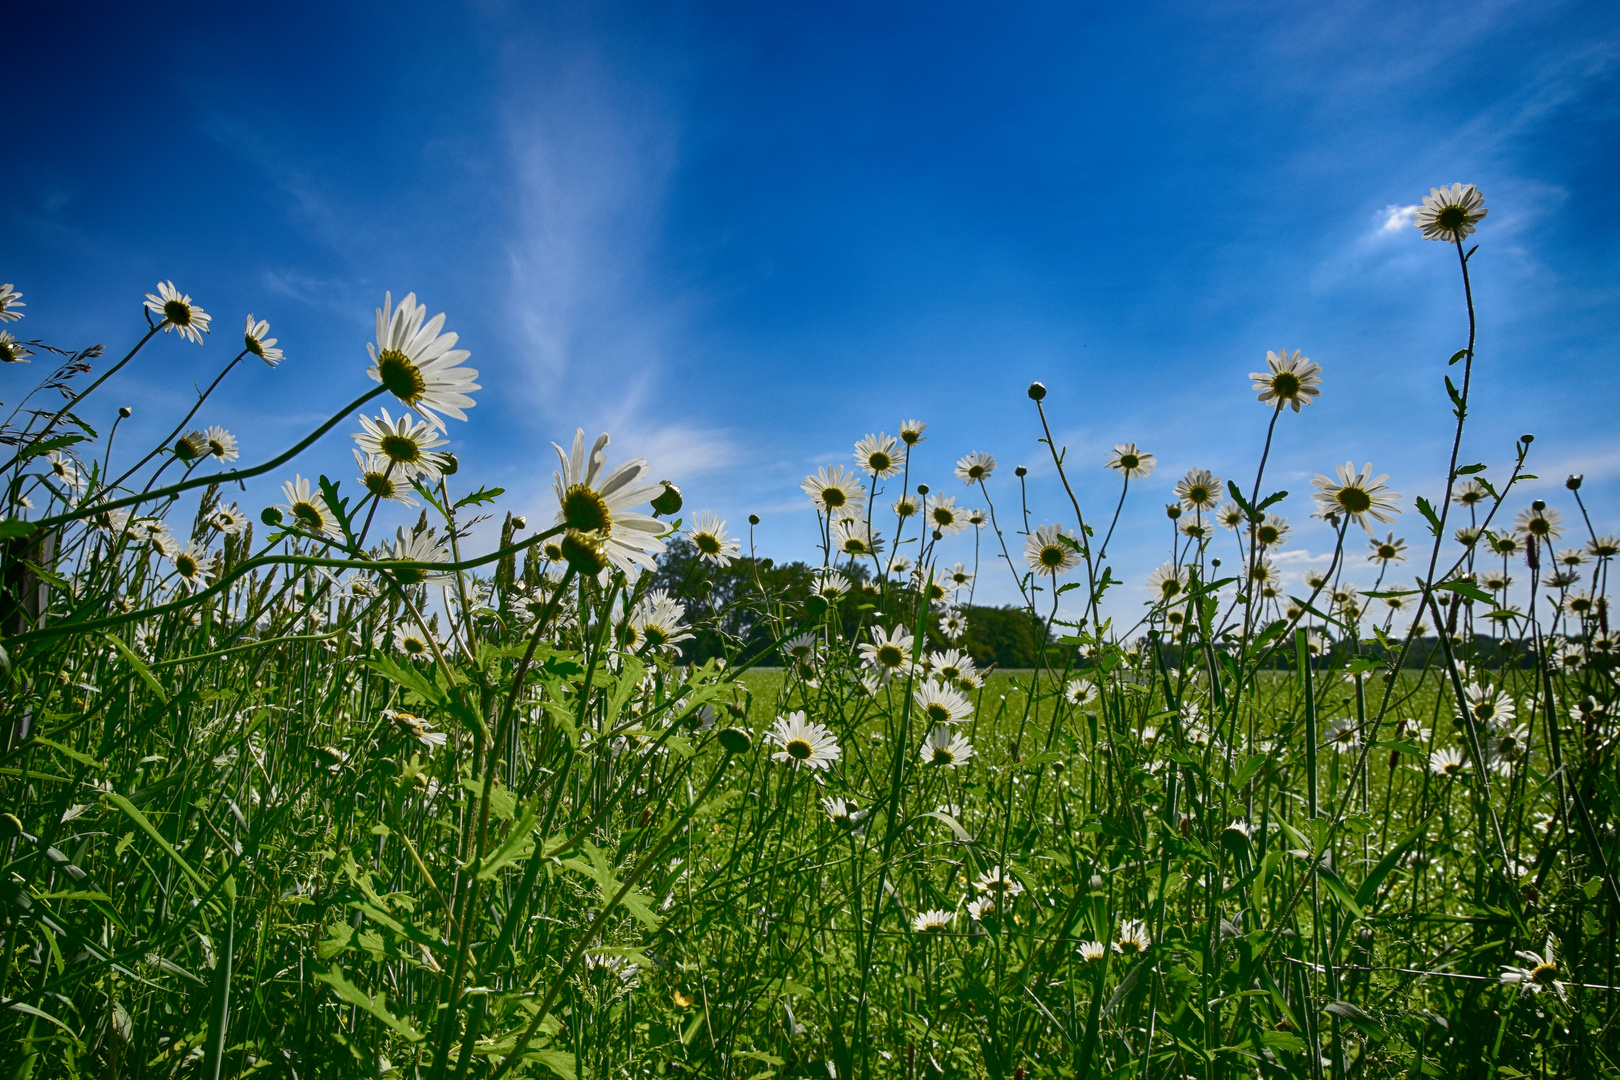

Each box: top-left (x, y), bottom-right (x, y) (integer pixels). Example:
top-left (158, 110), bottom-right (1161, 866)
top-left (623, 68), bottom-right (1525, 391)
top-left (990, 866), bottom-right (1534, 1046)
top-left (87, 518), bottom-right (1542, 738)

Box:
top-left (7, 0), bottom-right (1618, 622)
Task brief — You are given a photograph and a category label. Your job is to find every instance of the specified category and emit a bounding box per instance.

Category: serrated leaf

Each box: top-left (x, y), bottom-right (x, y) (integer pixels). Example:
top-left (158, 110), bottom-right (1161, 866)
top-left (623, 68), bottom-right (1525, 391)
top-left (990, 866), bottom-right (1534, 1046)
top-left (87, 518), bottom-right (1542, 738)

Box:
top-left (315, 967), bottom-right (423, 1041)
top-left (1415, 496), bottom-right (1442, 537)
top-left (454, 486), bottom-right (506, 509)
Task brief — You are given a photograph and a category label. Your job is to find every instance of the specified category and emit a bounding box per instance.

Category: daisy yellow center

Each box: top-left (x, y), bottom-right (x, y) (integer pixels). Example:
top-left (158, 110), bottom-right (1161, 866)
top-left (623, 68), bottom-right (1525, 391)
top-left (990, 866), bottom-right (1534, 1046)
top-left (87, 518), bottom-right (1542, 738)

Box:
top-left (207, 439), bottom-right (227, 456)
top-left (1528, 518), bottom-right (1550, 536)
top-left (896, 500), bottom-right (916, 517)
top-left (1259, 526), bottom-right (1280, 545)
top-left (927, 583), bottom-right (946, 601)
top-left (292, 501), bottom-right (326, 531)
top-left (365, 473), bottom-right (396, 498)
top-left (379, 434), bottom-right (423, 464)
top-left (1437, 205), bottom-right (1469, 230)
top-left (1272, 371), bottom-right (1301, 397)
top-left (1117, 939), bottom-right (1141, 955)
top-left (985, 879), bottom-right (1010, 894)
top-left (968, 465), bottom-right (985, 478)
top-left (163, 299), bottom-right (192, 326)
top-left (786, 738), bottom-right (813, 760)
top-left (867, 452), bottom-right (892, 472)
top-left (1039, 545), bottom-right (1065, 568)
top-left (876, 644), bottom-right (904, 668)
top-left (562, 485), bottom-right (612, 533)
top-left (921, 919), bottom-right (946, 932)
top-left (842, 538), bottom-right (866, 554)
top-left (1531, 962), bottom-right (1557, 986)
top-left (1187, 485), bottom-right (1210, 504)
top-left (1472, 702), bottom-right (1495, 721)
top-left (940, 665), bottom-right (960, 680)
top-left (695, 533), bottom-right (722, 555)
top-left (1572, 598), bottom-right (1591, 612)
top-left (1119, 455), bottom-right (1139, 469)
top-left (245, 335), bottom-right (263, 356)
top-left (1161, 581), bottom-right (1181, 599)
top-left (821, 486), bottom-right (848, 509)
top-left (1379, 544), bottom-right (1397, 559)
top-left (932, 509), bottom-right (954, 526)
top-left (376, 349), bottom-right (427, 402)
top-left (902, 431), bottom-right (921, 444)
top-left (926, 704), bottom-right (951, 724)
top-left (1337, 487), bottom-right (1373, 514)
top-left (644, 625), bottom-right (669, 646)
top-left (402, 637), bottom-right (428, 656)
top-left (176, 554), bottom-right (199, 578)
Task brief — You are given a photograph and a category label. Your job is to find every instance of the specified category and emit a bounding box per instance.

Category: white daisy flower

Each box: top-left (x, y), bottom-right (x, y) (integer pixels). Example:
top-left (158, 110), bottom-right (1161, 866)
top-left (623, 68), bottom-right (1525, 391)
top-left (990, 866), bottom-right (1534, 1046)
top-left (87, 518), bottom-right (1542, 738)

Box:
top-left (1459, 683), bottom-right (1515, 728)
top-left (393, 622), bottom-right (441, 660)
top-left (802, 464), bottom-right (867, 516)
top-left (1514, 505), bottom-right (1563, 542)
top-left (974, 867), bottom-right (1023, 899)
top-left (955, 451), bottom-right (996, 484)
top-left (858, 625), bottom-right (915, 679)
top-left (912, 910), bottom-right (953, 934)
top-left (277, 475), bottom-right (342, 539)
top-left (893, 493), bottom-right (920, 521)
top-left (366, 291), bottom-right (479, 428)
top-left (928, 648), bottom-right (976, 685)
top-left (1175, 469), bottom-right (1221, 512)
top-left (353, 408), bottom-right (449, 479)
top-left (1146, 562), bottom-right (1189, 605)
top-left (1429, 746), bottom-right (1467, 776)
top-left (1250, 349), bottom-right (1322, 412)
top-left (1414, 183), bottom-right (1488, 242)
top-left (921, 725), bottom-right (974, 767)
top-left (1311, 462), bottom-right (1401, 532)
top-left (687, 511), bottom-right (740, 566)
top-left (914, 681), bottom-right (973, 726)
top-left (1499, 938), bottom-right (1565, 1002)
top-left (1255, 514), bottom-right (1289, 548)
top-left (1104, 443), bottom-right (1155, 480)
top-left (196, 425), bottom-right (238, 463)
top-left (822, 796), bottom-right (866, 833)
top-left (552, 429), bottom-right (668, 576)
top-left (1114, 918), bottom-right (1151, 956)
top-left (1024, 524), bottom-right (1082, 577)
top-left (1064, 679), bottom-right (1098, 707)
top-left (212, 504), bottom-right (247, 536)
top-left (1368, 532), bottom-right (1406, 564)
top-left (854, 433), bottom-right (903, 478)
top-left (354, 451), bottom-right (419, 507)
top-left (944, 562), bottom-right (974, 589)
top-left (243, 315), bottom-right (283, 366)
top-left (898, 419), bottom-right (927, 446)
top-left (0, 331), bottom-right (31, 364)
top-left (766, 711), bottom-right (841, 770)
top-left (831, 517), bottom-right (882, 557)
top-left (0, 284), bottom-right (24, 321)
top-left (45, 451), bottom-right (84, 491)
top-left (171, 542), bottom-right (216, 587)
top-left (626, 592), bottom-right (693, 652)
top-left (1078, 940), bottom-right (1107, 963)
top-left (388, 527), bottom-right (455, 586)
top-left (938, 608), bottom-right (969, 642)
top-left (1216, 502), bottom-right (1247, 531)
top-left (925, 494), bottom-right (968, 536)
top-left (144, 282), bottom-right (211, 344)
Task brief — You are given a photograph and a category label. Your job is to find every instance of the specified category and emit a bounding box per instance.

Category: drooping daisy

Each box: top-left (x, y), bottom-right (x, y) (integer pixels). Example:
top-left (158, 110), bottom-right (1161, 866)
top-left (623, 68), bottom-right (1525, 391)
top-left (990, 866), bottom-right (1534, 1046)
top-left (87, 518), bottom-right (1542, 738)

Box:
top-left (1255, 514), bottom-right (1289, 549)
top-left (912, 909), bottom-right (953, 934)
top-left (1479, 570), bottom-right (1511, 593)
top-left (859, 625), bottom-right (915, 679)
top-left (366, 292), bottom-right (479, 428)
top-left (171, 542), bottom-right (215, 587)
top-left (1413, 183), bottom-right (1488, 242)
top-left (0, 332), bottom-right (31, 364)
top-left (1454, 526), bottom-right (1483, 547)
top-left (955, 451), bottom-right (996, 484)
top-left (1146, 562), bottom-right (1189, 605)
top-left (277, 475), bottom-right (342, 538)
top-left (926, 494), bottom-right (968, 535)
top-left (854, 433), bottom-right (903, 478)
top-left (898, 419), bottom-right (927, 446)
top-left (1311, 462), bottom-right (1401, 532)
top-left (194, 425), bottom-right (239, 463)
top-left (802, 464), bottom-right (867, 516)
top-left (388, 527), bottom-right (455, 586)
top-left (627, 593), bottom-right (694, 652)
top-left (966, 897), bottom-right (999, 922)
top-left (1369, 532), bottom-right (1407, 564)
top-left (1515, 505), bottom-right (1563, 542)
top-left (1458, 684), bottom-right (1515, 731)
top-left (1587, 535), bottom-right (1620, 559)
top-left (386, 709), bottom-right (449, 751)
top-left (687, 511), bottom-right (740, 566)
top-left (766, 711), bottom-right (841, 770)
top-left (1324, 716), bottom-right (1361, 753)
top-left (929, 648), bottom-right (976, 685)
top-left (1104, 443), bottom-right (1155, 480)
top-left (823, 796), bottom-right (866, 833)
top-left (144, 282), bottom-right (212, 344)
top-left (1499, 938), bottom-right (1566, 1002)
top-left (1175, 469), bottom-right (1222, 512)
top-left (914, 681), bottom-right (973, 727)
top-left (1250, 349), bottom-right (1322, 412)
top-left (1216, 502), bottom-right (1247, 531)
top-left (353, 408), bottom-right (449, 479)
top-left (0, 284), bottom-right (24, 321)
top-left (893, 493), bottom-right (920, 520)
top-left (243, 315), bottom-right (283, 367)
top-left (1065, 678), bottom-right (1098, 707)
top-left (354, 451), bottom-right (419, 507)
top-left (552, 429), bottom-right (668, 576)
top-left (1451, 478), bottom-right (1488, 508)
top-left (1025, 524), bottom-right (1083, 578)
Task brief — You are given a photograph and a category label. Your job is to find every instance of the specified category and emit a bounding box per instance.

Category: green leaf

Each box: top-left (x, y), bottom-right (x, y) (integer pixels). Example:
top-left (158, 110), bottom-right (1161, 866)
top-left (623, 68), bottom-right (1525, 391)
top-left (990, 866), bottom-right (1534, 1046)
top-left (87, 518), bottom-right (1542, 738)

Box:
top-left (1323, 1000), bottom-right (1385, 1039)
top-left (17, 435), bottom-right (86, 460)
top-left (1455, 463), bottom-right (1487, 475)
top-left (103, 791), bottom-right (206, 890)
top-left (1435, 578), bottom-right (1493, 604)
top-left (1259, 1029), bottom-right (1308, 1054)
top-left (1255, 489), bottom-right (1289, 512)
top-left (1447, 348), bottom-right (1468, 366)
top-left (1415, 496), bottom-right (1443, 538)
top-left (1355, 826), bottom-right (1424, 910)
top-left (315, 967), bottom-right (423, 1042)
top-left (1316, 864), bottom-right (1364, 920)
top-left (475, 802), bottom-right (541, 880)
top-left (28, 736), bottom-right (99, 768)
top-left (364, 655), bottom-right (447, 708)
top-left (1230, 753), bottom-right (1267, 792)
top-left (104, 632), bottom-right (168, 704)
top-left (1226, 481), bottom-right (1257, 521)
top-left (528, 1049), bottom-right (578, 1080)
top-left (454, 486), bottom-right (506, 509)
top-left (0, 518), bottom-right (36, 539)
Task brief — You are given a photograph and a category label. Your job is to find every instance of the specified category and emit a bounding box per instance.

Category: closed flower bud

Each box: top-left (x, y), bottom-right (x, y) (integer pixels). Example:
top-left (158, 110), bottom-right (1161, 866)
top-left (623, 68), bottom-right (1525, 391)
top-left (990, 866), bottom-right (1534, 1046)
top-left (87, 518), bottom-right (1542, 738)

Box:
top-left (1027, 382), bottom-right (1047, 401)
top-left (651, 481), bottom-right (683, 516)
top-left (717, 727), bottom-right (753, 755)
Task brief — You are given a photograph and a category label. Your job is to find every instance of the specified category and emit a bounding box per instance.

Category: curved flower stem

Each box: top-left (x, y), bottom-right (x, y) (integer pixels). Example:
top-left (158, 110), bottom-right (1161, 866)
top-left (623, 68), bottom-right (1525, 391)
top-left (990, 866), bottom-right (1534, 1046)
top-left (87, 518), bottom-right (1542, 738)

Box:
top-left (976, 479), bottom-right (1031, 610)
top-left (32, 385), bottom-right (389, 529)
top-left (1031, 398), bottom-right (1101, 632)
top-left (2, 323), bottom-right (160, 474)
top-left (1096, 476), bottom-right (1129, 562)
top-left (108, 349), bottom-right (249, 491)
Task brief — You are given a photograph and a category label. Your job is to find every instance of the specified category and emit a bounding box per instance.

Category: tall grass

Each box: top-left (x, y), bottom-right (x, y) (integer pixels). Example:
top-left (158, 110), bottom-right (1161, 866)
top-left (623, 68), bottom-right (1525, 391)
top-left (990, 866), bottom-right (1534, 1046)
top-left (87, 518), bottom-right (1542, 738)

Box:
top-left (0, 189), bottom-right (1615, 1079)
